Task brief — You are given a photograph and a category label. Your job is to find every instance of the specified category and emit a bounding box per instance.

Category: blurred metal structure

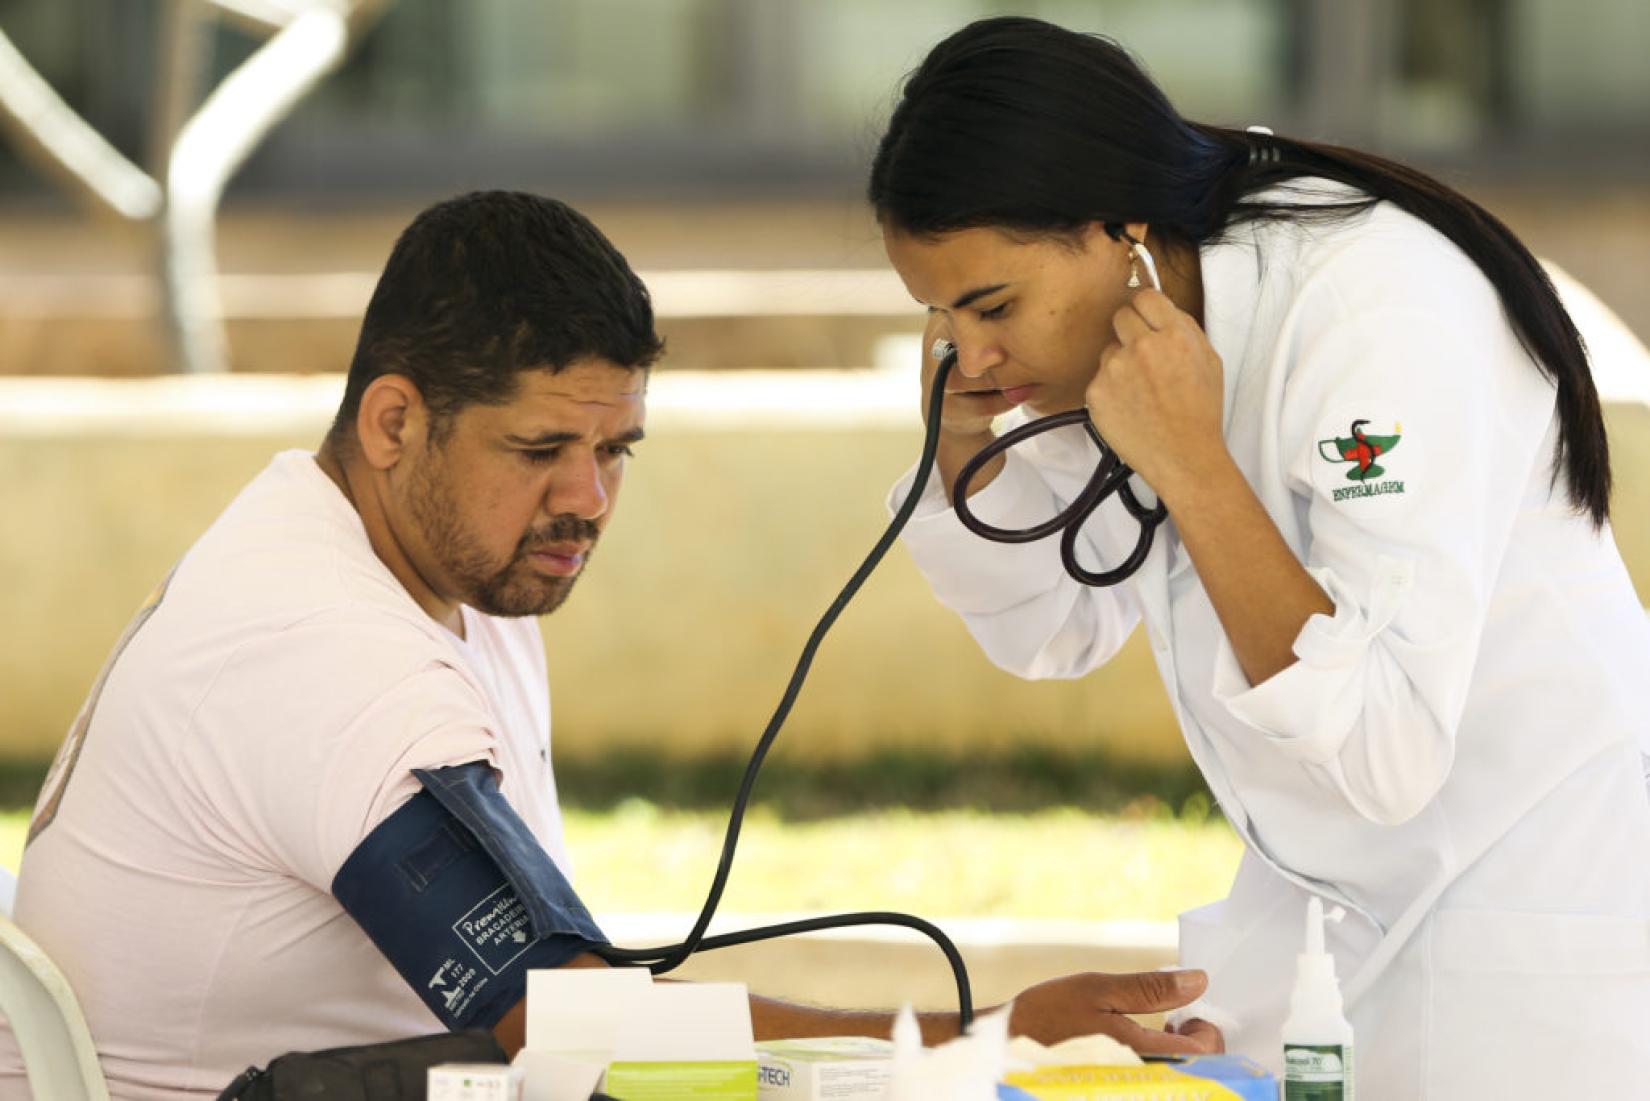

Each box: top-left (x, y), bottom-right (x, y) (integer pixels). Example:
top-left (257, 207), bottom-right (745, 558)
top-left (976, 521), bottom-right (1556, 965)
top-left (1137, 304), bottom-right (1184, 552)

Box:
top-left (0, 0), bottom-right (389, 373)
top-left (0, 27), bottom-right (162, 220)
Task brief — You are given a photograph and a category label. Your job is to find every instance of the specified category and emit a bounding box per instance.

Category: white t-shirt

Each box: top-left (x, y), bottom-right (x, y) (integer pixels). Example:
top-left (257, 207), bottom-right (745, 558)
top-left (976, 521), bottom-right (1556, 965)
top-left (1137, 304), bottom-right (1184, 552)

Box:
top-left (0, 450), bottom-right (571, 1101)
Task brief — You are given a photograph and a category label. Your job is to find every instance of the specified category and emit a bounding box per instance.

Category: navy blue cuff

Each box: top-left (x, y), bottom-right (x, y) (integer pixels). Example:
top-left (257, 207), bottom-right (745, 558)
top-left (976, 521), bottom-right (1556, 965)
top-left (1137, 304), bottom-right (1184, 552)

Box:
top-left (333, 763), bottom-right (607, 1029)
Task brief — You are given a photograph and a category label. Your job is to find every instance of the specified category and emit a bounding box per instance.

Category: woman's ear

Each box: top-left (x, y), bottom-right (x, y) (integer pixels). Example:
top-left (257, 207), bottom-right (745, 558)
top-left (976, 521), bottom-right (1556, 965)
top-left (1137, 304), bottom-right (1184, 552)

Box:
top-left (1099, 221), bottom-right (1150, 246)
top-left (354, 375), bottom-right (426, 471)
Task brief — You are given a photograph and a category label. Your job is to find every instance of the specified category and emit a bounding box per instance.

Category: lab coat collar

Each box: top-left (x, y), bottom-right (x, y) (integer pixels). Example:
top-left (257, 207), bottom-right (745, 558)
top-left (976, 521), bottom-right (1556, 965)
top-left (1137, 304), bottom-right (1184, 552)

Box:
top-left (1143, 223), bottom-right (1266, 589)
top-left (1197, 220), bottom-right (1267, 439)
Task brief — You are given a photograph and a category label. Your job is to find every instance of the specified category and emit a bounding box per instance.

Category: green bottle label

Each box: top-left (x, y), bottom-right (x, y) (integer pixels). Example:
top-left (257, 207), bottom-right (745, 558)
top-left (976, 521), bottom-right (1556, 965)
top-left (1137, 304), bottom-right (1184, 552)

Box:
top-left (1284, 1043), bottom-right (1352, 1100)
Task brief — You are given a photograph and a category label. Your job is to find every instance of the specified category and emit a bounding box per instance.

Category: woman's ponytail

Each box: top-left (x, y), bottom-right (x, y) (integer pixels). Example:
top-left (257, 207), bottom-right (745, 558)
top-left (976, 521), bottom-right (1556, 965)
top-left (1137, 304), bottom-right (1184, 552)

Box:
top-left (1197, 124), bottom-right (1609, 524)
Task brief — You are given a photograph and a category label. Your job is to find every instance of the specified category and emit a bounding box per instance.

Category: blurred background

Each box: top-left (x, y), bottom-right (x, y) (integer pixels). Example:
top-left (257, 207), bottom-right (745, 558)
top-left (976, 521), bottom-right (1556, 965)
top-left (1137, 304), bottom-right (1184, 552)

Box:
top-left (2, 0), bottom-right (1647, 1008)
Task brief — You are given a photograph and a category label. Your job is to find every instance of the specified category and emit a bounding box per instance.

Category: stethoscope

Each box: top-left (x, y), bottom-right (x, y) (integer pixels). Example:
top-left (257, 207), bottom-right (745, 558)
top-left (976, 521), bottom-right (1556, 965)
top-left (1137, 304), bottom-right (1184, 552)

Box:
top-left (592, 229), bottom-right (1171, 1033)
top-left (935, 227), bottom-right (1168, 587)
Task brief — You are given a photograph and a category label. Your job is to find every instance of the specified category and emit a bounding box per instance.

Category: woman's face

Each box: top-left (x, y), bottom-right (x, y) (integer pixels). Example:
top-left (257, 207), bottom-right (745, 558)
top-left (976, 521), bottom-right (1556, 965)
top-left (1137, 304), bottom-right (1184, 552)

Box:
top-left (883, 221), bottom-right (1138, 415)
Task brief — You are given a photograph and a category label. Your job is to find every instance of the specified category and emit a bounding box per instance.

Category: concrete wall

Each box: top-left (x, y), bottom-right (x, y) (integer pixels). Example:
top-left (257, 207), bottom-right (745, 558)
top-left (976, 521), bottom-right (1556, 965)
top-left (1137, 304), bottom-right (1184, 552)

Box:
top-left (0, 370), bottom-right (1185, 767)
top-left (4, 369), bottom-right (1649, 768)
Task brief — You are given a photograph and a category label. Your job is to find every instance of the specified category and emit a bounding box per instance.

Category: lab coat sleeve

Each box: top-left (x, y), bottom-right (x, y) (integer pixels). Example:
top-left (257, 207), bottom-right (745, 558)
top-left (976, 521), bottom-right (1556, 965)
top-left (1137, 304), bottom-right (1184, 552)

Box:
top-left (1208, 270), bottom-right (1559, 826)
top-left (888, 446), bottom-right (1142, 679)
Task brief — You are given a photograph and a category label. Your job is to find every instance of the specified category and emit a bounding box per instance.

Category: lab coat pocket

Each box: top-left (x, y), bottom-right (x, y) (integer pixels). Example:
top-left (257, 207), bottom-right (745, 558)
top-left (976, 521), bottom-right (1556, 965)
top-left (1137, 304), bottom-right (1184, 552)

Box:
top-left (1175, 885), bottom-right (1301, 1064)
top-left (1426, 909), bottom-right (1650, 1099)
top-left (1170, 900), bottom-right (1241, 1041)
top-left (1177, 897), bottom-right (1230, 970)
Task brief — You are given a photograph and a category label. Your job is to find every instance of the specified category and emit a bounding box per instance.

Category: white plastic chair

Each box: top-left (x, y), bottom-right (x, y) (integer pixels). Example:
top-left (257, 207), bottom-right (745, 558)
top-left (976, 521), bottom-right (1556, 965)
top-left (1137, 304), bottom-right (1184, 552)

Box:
top-left (0, 869), bottom-right (110, 1101)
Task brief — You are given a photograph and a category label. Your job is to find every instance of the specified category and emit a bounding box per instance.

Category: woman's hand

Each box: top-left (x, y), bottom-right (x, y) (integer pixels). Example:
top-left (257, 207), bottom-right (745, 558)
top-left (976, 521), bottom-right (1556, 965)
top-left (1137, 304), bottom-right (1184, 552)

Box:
top-left (919, 313), bottom-right (1016, 440)
top-left (1001, 969), bottom-right (1224, 1055)
top-left (1091, 289), bottom-right (1334, 685)
top-left (1086, 288), bottom-right (1228, 506)
top-left (918, 313), bottom-right (1013, 502)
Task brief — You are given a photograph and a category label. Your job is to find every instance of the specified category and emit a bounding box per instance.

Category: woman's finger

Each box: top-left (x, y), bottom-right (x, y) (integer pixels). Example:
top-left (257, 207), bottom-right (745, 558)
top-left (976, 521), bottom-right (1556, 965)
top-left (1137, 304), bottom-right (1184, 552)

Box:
top-left (1129, 287), bottom-right (1181, 329)
top-left (1112, 303), bottom-right (1153, 346)
top-left (1106, 1015), bottom-right (1225, 1057)
top-left (1172, 1017), bottom-right (1225, 1053)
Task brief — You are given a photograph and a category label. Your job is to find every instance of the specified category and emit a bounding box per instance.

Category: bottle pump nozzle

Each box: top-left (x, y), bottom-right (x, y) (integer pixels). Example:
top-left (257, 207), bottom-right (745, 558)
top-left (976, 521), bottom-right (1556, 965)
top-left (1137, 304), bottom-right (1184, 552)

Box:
top-left (1306, 896), bottom-right (1330, 956)
top-left (1292, 896), bottom-right (1347, 1013)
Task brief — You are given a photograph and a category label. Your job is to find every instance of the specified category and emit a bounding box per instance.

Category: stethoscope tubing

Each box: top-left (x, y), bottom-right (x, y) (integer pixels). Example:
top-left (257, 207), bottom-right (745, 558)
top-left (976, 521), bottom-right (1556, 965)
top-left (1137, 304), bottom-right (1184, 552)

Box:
top-left (941, 352), bottom-right (1167, 588)
top-left (592, 349), bottom-right (976, 1030)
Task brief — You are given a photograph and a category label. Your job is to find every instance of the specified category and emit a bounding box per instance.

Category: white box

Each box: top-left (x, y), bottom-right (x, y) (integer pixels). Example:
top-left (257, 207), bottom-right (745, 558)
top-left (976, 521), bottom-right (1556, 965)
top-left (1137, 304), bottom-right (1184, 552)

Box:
top-left (428, 1062), bottom-right (520, 1101)
top-left (519, 970), bottom-right (757, 1100)
top-left (755, 1037), bottom-right (894, 1100)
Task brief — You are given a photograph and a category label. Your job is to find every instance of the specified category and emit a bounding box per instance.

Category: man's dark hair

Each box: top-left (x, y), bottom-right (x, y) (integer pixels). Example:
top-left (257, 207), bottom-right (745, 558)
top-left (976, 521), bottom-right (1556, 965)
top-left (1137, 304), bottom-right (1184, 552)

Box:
top-left (329, 190), bottom-right (663, 443)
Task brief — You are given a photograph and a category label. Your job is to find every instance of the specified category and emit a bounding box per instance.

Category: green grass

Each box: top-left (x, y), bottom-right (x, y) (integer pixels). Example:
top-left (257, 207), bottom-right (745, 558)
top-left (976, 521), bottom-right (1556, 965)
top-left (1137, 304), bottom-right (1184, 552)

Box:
top-left (1, 804), bottom-right (1240, 921)
top-left (1, 813), bottom-right (24, 875)
top-left (564, 801), bottom-right (1240, 921)
top-left (0, 746), bottom-right (1246, 922)
top-left (0, 745), bottom-right (1218, 822)
top-left (550, 747), bottom-right (1217, 820)
top-left (0, 746), bottom-right (1214, 822)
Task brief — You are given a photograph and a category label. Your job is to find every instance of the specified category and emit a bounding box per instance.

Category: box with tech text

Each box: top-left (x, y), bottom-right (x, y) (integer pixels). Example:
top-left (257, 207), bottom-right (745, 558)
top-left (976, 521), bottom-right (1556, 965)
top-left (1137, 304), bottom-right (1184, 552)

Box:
top-left (755, 1036), bottom-right (894, 1100)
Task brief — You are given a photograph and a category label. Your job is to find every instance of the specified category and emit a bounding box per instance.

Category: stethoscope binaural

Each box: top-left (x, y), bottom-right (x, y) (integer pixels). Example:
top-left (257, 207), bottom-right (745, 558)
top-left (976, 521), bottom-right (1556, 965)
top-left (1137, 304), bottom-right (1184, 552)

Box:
top-left (934, 226), bottom-right (1169, 587)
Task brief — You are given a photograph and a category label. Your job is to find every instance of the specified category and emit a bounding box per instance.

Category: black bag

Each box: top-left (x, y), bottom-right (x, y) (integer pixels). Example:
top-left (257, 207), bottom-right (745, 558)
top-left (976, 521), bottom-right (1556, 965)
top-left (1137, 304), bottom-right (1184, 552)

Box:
top-left (216, 1029), bottom-right (508, 1101)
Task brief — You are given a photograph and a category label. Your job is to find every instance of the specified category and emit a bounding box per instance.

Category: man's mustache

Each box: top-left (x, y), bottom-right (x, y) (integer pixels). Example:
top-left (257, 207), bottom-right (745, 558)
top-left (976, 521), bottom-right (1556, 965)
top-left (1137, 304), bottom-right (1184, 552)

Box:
top-left (519, 515), bottom-right (600, 551)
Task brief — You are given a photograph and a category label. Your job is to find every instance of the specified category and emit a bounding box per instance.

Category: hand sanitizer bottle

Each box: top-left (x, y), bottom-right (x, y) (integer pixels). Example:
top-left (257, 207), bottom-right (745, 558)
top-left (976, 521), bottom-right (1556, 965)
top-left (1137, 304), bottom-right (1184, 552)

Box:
top-left (1282, 896), bottom-right (1354, 1099)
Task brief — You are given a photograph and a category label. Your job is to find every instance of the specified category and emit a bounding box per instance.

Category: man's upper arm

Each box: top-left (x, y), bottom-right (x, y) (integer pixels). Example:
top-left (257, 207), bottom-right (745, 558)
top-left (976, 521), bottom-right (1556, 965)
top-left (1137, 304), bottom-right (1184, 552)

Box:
top-left (192, 628), bottom-right (606, 1030)
top-left (332, 762), bottom-right (608, 1030)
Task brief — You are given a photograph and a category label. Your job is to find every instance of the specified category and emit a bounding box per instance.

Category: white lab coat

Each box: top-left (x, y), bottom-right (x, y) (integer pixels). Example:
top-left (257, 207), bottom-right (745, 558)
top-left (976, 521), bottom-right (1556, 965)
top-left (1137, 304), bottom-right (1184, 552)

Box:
top-left (892, 181), bottom-right (1650, 1098)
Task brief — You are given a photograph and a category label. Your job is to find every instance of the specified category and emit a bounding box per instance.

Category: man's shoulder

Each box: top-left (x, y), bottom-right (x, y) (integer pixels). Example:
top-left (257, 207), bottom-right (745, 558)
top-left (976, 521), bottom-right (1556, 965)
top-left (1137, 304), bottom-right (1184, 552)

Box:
top-left (201, 602), bottom-right (478, 718)
top-left (129, 452), bottom-right (484, 753)
top-left (164, 450), bottom-right (439, 649)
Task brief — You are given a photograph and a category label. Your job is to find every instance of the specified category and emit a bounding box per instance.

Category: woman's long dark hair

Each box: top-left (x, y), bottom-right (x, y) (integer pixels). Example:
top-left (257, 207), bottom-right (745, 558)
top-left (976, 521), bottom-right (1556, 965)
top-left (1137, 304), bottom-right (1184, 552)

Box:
top-left (869, 16), bottom-right (1610, 525)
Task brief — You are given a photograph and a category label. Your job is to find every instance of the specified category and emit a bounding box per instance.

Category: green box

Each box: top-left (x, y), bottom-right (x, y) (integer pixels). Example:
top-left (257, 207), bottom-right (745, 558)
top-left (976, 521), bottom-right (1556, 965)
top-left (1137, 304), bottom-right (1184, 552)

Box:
top-left (604, 1059), bottom-right (758, 1100)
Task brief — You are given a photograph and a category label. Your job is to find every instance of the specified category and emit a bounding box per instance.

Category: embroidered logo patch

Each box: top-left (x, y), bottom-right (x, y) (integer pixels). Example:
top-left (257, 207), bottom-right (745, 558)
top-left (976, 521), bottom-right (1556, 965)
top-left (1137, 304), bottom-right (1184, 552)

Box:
top-left (1317, 419), bottom-right (1405, 501)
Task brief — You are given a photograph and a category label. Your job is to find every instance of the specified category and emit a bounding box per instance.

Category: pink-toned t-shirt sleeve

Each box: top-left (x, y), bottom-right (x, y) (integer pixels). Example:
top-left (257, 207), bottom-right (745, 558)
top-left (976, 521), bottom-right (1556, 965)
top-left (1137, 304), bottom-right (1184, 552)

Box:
top-left (180, 620), bottom-right (508, 892)
top-left (305, 660), bottom-right (505, 882)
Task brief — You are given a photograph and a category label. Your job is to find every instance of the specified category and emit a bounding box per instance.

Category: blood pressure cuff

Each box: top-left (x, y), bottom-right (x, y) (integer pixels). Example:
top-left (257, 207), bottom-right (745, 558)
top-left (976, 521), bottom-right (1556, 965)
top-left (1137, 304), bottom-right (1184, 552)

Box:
top-left (331, 762), bottom-right (607, 1030)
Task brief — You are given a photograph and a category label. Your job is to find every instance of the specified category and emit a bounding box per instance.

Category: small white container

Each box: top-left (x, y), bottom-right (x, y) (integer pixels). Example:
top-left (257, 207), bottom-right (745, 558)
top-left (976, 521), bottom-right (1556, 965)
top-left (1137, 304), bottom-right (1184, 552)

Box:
top-left (1281, 896), bottom-right (1355, 1100)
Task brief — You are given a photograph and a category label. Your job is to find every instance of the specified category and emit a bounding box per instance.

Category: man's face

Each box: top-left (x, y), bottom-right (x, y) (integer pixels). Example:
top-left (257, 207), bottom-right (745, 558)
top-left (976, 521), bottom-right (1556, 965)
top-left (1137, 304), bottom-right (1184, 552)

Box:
top-left (397, 360), bottom-right (646, 618)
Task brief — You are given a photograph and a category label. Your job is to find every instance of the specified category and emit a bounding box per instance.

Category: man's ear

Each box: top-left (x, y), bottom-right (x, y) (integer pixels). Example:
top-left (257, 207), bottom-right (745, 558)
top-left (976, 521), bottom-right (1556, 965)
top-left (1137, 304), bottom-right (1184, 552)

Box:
top-left (355, 375), bottom-right (428, 471)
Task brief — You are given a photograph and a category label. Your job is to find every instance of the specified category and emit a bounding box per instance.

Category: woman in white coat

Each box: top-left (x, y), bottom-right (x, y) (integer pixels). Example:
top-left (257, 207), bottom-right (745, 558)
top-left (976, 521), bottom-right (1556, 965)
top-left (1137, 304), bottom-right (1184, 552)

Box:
top-left (870, 16), bottom-right (1650, 1098)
